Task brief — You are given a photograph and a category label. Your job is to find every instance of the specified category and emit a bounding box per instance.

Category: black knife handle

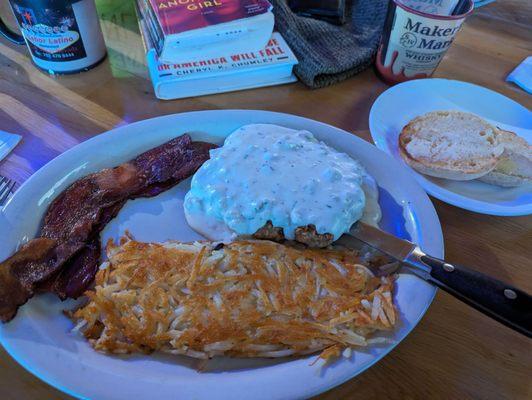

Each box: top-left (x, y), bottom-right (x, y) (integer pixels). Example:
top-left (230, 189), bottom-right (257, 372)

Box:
top-left (420, 255), bottom-right (532, 338)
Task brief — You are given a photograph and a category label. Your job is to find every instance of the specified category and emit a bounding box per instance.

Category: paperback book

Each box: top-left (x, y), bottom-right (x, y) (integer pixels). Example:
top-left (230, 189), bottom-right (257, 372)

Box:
top-left (138, 4), bottom-right (297, 100)
top-left (138, 0), bottom-right (274, 63)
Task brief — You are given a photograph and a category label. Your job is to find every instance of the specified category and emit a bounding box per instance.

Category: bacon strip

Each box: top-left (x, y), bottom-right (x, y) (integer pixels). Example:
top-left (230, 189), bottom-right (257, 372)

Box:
top-left (0, 135), bottom-right (216, 322)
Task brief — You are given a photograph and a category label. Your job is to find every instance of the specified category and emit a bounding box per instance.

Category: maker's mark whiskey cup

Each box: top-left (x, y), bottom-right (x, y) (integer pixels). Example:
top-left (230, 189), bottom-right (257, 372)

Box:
top-left (376, 0), bottom-right (473, 84)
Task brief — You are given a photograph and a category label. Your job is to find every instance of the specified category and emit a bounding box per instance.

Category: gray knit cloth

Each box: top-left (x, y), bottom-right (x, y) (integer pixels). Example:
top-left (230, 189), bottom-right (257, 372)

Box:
top-left (271, 0), bottom-right (389, 88)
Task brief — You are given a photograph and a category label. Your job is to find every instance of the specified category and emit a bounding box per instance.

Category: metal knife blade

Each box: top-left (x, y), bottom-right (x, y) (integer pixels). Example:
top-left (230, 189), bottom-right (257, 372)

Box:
top-left (348, 221), bottom-right (417, 262)
top-left (344, 221), bottom-right (532, 338)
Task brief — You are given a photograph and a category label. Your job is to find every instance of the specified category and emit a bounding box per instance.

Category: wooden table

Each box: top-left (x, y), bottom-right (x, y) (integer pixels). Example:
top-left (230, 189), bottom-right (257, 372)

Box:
top-left (1, 1), bottom-right (531, 399)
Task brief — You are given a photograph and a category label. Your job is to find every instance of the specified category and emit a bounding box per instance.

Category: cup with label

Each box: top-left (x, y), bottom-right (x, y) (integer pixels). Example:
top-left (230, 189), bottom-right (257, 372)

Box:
top-left (399, 0), bottom-right (460, 16)
top-left (376, 0), bottom-right (474, 84)
top-left (0, 0), bottom-right (107, 74)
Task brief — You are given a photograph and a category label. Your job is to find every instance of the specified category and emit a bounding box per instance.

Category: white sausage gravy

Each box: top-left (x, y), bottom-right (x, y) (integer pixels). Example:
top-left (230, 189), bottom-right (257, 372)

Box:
top-left (184, 124), bottom-right (381, 242)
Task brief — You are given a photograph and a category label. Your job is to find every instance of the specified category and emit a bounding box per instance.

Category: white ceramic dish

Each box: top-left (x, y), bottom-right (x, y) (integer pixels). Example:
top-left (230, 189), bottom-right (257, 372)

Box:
top-left (0, 110), bottom-right (443, 400)
top-left (369, 78), bottom-right (532, 216)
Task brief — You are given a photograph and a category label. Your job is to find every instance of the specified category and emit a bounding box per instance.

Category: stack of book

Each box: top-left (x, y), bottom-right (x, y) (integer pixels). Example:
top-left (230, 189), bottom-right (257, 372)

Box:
top-left (135, 0), bottom-right (298, 100)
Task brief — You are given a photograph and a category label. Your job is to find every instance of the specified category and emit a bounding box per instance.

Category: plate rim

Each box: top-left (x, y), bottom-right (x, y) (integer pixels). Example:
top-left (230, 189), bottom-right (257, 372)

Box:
top-left (369, 78), bottom-right (532, 217)
top-left (1, 110), bottom-right (443, 400)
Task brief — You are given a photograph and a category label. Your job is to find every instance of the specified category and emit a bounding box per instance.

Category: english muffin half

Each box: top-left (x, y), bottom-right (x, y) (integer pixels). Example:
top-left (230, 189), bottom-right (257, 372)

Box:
top-left (479, 129), bottom-right (532, 187)
top-left (399, 111), bottom-right (503, 180)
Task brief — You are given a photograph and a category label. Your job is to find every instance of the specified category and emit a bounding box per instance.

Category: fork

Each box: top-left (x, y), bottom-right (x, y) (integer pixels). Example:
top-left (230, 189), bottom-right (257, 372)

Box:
top-left (0, 176), bottom-right (16, 206)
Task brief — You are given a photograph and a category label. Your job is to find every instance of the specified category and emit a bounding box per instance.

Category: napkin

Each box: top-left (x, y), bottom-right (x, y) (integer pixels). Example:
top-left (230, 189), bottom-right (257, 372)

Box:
top-left (507, 56), bottom-right (532, 94)
top-left (270, 0), bottom-right (388, 88)
top-left (0, 130), bottom-right (22, 163)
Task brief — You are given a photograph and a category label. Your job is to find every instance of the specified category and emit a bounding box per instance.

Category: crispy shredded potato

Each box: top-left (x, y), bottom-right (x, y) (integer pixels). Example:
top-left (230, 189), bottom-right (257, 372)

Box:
top-left (72, 238), bottom-right (396, 361)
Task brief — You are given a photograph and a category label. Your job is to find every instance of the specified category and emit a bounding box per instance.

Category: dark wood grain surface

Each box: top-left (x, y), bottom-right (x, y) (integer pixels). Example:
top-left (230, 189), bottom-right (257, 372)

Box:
top-left (0, 0), bottom-right (531, 399)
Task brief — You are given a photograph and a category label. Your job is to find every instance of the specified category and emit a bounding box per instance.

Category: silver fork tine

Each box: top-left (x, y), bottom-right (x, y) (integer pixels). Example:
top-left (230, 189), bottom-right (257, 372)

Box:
top-left (0, 177), bottom-right (16, 206)
top-left (0, 179), bottom-right (14, 205)
top-left (0, 177), bottom-right (8, 194)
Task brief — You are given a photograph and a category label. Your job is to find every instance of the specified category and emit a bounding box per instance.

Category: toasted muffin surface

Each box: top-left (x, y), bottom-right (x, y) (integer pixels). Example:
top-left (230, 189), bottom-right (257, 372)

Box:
top-left (479, 129), bottom-right (532, 187)
top-left (399, 111), bottom-right (503, 180)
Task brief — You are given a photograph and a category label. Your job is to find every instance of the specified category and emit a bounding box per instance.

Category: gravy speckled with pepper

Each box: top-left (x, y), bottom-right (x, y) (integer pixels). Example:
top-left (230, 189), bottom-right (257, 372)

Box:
top-left (184, 124), bottom-right (381, 241)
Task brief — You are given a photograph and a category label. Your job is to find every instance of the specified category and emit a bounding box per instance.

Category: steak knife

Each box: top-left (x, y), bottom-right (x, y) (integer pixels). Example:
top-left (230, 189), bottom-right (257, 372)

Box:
top-left (344, 222), bottom-right (532, 338)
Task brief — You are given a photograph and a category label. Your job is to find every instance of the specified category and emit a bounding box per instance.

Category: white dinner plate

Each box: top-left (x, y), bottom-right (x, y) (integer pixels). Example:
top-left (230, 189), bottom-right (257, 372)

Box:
top-left (369, 78), bottom-right (532, 216)
top-left (0, 110), bottom-right (443, 400)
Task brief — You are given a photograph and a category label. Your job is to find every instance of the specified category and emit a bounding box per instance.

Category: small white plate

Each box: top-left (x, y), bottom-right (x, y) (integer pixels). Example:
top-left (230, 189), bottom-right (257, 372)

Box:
top-left (369, 78), bottom-right (532, 216)
top-left (0, 110), bottom-right (443, 400)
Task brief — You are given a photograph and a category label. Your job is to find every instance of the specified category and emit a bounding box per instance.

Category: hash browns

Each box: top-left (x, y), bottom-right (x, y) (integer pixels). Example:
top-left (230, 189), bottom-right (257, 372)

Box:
top-left (72, 238), bottom-right (396, 361)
